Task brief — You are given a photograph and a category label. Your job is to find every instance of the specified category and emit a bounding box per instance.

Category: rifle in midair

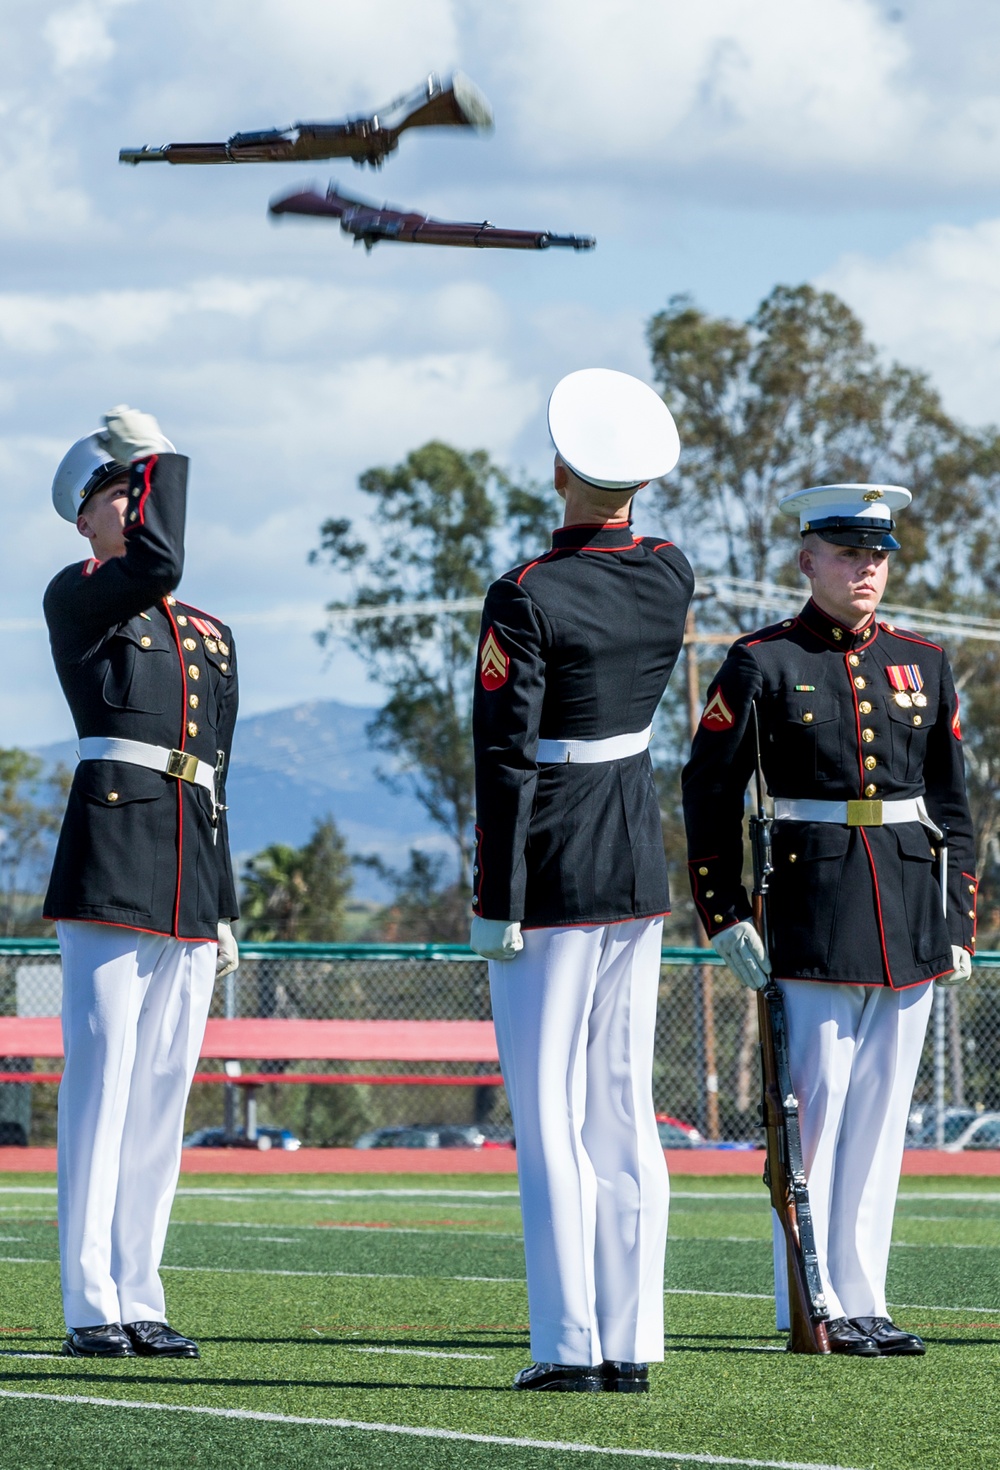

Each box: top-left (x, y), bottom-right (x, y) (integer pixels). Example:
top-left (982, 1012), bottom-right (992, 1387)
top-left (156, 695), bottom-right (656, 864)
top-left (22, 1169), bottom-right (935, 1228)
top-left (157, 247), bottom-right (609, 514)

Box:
top-left (120, 73), bottom-right (492, 168)
top-left (268, 182), bottom-right (596, 253)
top-left (750, 701), bottom-right (831, 1355)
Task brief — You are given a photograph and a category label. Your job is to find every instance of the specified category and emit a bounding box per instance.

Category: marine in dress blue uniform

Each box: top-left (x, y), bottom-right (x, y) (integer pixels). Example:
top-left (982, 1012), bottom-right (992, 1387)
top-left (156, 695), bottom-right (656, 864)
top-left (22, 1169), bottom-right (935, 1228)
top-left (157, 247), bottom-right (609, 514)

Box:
top-left (44, 407), bottom-right (239, 1360)
top-left (471, 369), bottom-right (693, 1391)
top-left (682, 483), bottom-right (976, 1356)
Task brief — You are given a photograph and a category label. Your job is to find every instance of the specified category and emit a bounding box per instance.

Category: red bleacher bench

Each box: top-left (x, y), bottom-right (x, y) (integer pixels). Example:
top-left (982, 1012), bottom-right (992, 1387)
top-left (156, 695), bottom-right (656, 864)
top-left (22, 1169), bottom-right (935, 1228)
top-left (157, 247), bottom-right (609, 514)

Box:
top-left (0, 1016), bottom-right (504, 1145)
top-left (0, 1016), bottom-right (502, 1087)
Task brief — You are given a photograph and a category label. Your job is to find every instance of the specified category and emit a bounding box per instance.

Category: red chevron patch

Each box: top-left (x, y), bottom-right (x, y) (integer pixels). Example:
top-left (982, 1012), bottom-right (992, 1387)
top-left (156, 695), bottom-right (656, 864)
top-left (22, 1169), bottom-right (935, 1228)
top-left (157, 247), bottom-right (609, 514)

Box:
top-left (480, 627), bottom-right (509, 691)
top-left (700, 688), bottom-right (734, 731)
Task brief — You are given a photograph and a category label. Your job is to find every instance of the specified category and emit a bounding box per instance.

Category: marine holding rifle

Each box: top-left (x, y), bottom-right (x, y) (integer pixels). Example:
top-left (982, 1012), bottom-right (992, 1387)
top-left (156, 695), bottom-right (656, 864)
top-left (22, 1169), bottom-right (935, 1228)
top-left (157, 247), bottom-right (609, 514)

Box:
top-left (682, 483), bottom-right (976, 1357)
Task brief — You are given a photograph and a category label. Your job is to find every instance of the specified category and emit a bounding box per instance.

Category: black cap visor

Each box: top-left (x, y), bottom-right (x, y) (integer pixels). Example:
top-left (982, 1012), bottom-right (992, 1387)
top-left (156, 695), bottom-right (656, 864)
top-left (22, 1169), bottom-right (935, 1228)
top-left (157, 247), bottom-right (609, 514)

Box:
top-left (78, 458), bottom-right (129, 514)
top-left (803, 515), bottom-right (899, 552)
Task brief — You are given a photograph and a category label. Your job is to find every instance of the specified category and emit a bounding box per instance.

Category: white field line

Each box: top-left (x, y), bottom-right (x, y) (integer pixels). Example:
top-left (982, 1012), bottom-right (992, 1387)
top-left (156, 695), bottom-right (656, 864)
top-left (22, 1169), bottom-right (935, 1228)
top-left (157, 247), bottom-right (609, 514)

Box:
top-left (2, 1255), bottom-right (997, 1316)
top-left (173, 1220), bottom-right (519, 1239)
top-left (0, 1388), bottom-right (865, 1469)
top-left (346, 1346), bottom-right (494, 1360)
top-left (2, 1185), bottom-right (999, 1204)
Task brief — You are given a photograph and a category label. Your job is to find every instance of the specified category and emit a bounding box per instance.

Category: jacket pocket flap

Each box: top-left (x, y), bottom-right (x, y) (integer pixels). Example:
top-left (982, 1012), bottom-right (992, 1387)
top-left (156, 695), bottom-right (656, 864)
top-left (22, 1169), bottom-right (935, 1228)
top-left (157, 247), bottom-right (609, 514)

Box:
top-left (781, 692), bottom-right (836, 725)
top-left (775, 822), bottom-right (851, 861)
top-left (895, 823), bottom-right (935, 861)
top-left (75, 760), bottom-right (171, 806)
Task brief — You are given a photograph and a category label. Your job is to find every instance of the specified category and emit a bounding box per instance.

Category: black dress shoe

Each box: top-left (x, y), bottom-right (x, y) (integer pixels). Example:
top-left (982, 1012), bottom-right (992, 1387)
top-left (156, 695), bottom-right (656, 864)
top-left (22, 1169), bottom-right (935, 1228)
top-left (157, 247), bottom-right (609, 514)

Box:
top-left (513, 1361), bottom-right (603, 1391)
top-left (123, 1320), bottom-right (200, 1358)
top-left (851, 1317), bottom-right (926, 1356)
top-left (823, 1317), bottom-right (881, 1356)
top-left (62, 1323), bottom-right (136, 1358)
top-left (603, 1360), bottom-right (649, 1393)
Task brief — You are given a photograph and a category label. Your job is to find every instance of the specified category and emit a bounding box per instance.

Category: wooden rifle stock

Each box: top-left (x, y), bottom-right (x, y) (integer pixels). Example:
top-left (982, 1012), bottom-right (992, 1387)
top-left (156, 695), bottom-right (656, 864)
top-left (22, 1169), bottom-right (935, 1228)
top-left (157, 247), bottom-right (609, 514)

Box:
top-left (753, 920), bottom-right (831, 1354)
top-left (749, 700), bottom-right (829, 1354)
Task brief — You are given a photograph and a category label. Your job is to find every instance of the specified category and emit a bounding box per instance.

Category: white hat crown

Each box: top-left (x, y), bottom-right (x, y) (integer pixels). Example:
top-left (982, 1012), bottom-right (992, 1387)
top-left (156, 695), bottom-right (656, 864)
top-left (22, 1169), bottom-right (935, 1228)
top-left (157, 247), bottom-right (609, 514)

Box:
top-left (547, 368), bottom-right (680, 490)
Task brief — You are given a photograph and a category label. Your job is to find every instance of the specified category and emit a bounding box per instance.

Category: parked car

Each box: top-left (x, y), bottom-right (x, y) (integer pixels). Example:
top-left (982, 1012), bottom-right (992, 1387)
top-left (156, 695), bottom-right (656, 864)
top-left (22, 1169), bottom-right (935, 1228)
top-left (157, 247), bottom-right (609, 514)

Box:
top-left (183, 1125), bottom-right (301, 1151)
top-left (353, 1124), bottom-right (514, 1150)
top-left (906, 1106), bottom-right (978, 1148)
top-left (943, 1112), bottom-right (1000, 1152)
top-left (655, 1113), bottom-right (703, 1147)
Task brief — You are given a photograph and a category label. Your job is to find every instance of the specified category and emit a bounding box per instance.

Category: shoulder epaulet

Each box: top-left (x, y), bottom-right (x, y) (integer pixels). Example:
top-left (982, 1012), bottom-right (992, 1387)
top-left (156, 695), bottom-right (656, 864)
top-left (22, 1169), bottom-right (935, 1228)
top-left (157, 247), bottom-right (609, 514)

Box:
top-left (879, 621), bottom-right (943, 652)
top-left (738, 615), bottom-right (799, 650)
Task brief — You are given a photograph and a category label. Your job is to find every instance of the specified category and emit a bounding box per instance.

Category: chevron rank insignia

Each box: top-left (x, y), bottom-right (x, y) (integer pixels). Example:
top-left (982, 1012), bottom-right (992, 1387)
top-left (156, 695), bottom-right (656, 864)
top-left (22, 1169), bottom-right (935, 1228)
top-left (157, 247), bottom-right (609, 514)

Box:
top-left (480, 627), bottom-right (509, 690)
top-left (700, 688), bottom-right (734, 730)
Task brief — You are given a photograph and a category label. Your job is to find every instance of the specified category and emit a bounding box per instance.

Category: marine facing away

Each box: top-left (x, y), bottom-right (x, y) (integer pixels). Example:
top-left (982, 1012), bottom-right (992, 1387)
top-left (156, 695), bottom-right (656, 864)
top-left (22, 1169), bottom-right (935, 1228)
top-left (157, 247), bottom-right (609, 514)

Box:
top-left (683, 482), bottom-right (976, 1357)
top-left (44, 406), bottom-right (239, 1360)
top-left (471, 368), bottom-right (693, 1392)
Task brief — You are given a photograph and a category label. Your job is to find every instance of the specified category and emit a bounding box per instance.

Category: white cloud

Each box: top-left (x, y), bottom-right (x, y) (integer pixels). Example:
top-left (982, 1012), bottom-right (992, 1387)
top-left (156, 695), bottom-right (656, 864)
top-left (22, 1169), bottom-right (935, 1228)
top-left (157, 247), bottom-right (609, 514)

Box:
top-left (44, 2), bottom-right (121, 72)
top-left (819, 217), bottom-right (1000, 425)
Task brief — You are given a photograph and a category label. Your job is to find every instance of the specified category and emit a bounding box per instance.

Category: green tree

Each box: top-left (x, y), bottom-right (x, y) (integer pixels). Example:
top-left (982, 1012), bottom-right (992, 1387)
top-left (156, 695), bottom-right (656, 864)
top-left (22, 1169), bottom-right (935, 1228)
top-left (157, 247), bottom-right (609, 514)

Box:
top-left (0, 749), bottom-right (70, 936)
top-left (240, 817), bottom-right (353, 941)
top-left (312, 440), bottom-right (553, 893)
top-left (646, 284), bottom-right (994, 594)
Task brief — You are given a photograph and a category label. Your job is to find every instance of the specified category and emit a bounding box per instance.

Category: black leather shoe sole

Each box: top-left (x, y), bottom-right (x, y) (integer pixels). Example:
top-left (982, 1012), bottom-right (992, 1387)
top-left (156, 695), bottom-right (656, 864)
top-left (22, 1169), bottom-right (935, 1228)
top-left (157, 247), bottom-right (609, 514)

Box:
top-left (62, 1337), bottom-right (135, 1358)
top-left (871, 1337), bottom-right (926, 1357)
top-left (513, 1365), bottom-right (603, 1391)
top-left (603, 1362), bottom-right (650, 1392)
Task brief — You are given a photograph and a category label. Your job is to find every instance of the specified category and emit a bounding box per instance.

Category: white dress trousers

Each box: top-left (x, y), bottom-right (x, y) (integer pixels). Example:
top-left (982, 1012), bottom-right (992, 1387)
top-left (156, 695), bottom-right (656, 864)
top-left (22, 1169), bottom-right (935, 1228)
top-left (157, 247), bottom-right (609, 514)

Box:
top-left (489, 917), bottom-right (669, 1367)
top-left (56, 920), bottom-right (216, 1328)
top-left (774, 978), bottom-right (934, 1322)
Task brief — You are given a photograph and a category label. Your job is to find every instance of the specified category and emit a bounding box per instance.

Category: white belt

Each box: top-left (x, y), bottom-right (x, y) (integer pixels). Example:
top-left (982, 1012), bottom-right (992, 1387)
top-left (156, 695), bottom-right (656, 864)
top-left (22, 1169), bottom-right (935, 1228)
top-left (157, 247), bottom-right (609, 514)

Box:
top-left (536, 724), bottom-right (652, 765)
top-left (78, 736), bottom-right (217, 796)
top-left (773, 794), bottom-right (943, 838)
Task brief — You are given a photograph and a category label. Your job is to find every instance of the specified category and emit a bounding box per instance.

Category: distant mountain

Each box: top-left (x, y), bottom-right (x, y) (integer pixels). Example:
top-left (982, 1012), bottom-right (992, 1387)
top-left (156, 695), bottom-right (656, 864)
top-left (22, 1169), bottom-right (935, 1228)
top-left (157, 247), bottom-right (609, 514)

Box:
top-left (33, 699), bottom-right (448, 900)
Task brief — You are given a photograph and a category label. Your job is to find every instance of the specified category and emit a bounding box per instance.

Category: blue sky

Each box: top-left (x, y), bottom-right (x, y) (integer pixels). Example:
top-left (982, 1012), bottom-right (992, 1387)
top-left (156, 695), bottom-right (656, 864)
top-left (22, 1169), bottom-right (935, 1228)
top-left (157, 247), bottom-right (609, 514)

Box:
top-left (6, 0), bottom-right (1000, 744)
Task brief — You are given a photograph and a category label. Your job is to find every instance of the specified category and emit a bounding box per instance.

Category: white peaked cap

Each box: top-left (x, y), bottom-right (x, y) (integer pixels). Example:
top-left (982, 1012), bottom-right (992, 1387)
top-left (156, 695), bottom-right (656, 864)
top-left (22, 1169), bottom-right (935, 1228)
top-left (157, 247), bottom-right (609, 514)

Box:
top-left (779, 483), bottom-right (911, 549)
top-left (52, 428), bottom-right (175, 523)
top-left (547, 368), bottom-right (681, 490)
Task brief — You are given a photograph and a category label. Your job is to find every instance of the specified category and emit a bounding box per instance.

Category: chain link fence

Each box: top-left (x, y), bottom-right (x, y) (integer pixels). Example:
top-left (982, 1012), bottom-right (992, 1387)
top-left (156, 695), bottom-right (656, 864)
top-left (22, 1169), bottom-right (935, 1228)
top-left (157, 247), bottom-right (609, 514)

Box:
top-left (1, 941), bottom-right (998, 1148)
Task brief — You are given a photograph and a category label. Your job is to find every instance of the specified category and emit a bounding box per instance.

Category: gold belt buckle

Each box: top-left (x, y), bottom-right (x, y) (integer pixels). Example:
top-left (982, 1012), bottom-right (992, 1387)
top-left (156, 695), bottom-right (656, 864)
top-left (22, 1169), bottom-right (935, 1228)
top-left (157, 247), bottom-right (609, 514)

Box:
top-left (846, 799), bottom-right (883, 827)
top-left (166, 748), bottom-right (200, 783)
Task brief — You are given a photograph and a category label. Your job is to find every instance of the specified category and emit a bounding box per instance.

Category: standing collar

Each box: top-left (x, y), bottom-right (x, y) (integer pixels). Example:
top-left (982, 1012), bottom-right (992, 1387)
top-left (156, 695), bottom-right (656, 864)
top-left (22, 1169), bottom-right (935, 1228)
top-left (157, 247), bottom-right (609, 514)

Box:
top-left (798, 597), bottom-right (879, 650)
top-left (550, 521), bottom-right (638, 550)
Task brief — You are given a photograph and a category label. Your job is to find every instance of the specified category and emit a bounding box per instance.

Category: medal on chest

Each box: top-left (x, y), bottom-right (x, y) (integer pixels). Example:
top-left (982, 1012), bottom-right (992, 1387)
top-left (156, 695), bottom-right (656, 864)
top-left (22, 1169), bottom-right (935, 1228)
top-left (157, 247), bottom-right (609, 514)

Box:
top-left (886, 663), bottom-right (927, 708)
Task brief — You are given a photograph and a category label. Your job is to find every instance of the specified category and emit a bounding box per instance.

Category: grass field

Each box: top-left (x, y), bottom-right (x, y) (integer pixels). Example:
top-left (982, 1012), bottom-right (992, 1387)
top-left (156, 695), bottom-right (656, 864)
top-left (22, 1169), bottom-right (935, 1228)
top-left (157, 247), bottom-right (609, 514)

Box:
top-left (0, 1172), bottom-right (998, 1469)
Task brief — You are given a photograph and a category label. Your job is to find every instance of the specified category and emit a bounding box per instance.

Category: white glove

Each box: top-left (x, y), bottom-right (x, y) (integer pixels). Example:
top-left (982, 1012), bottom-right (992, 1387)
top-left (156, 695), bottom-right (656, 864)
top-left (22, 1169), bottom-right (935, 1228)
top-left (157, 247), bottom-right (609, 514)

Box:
top-left (938, 945), bottom-right (972, 987)
top-left (713, 919), bottom-right (772, 990)
top-left (102, 404), bottom-right (172, 463)
top-left (216, 921), bottom-right (239, 979)
top-left (470, 916), bottom-right (523, 961)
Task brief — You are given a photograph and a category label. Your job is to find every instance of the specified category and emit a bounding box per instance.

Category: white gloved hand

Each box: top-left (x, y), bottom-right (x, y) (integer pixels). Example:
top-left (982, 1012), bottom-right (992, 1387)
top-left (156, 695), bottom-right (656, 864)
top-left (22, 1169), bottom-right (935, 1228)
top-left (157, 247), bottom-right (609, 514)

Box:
top-left (102, 404), bottom-right (172, 463)
top-left (216, 921), bottom-right (239, 979)
top-left (470, 916), bottom-right (523, 961)
top-left (713, 919), bottom-right (772, 990)
top-left (937, 945), bottom-right (972, 987)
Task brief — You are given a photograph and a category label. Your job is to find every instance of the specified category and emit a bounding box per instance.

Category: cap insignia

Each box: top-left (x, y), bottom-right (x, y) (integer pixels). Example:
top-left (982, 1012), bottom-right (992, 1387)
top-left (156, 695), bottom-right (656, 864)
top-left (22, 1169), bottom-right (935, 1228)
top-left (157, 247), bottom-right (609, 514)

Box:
top-left (863, 489), bottom-right (884, 502)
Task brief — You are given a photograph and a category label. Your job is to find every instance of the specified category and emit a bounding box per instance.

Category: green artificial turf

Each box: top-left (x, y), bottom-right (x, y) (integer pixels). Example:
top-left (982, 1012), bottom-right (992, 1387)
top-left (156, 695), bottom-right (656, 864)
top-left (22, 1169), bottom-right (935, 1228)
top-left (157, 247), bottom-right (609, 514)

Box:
top-left (0, 1171), bottom-right (998, 1469)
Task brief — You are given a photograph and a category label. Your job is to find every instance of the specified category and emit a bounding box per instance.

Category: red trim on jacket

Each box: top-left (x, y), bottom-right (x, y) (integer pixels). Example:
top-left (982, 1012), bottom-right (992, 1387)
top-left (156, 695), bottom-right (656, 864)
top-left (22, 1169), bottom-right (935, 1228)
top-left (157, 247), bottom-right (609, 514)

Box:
top-left (847, 651), bottom-right (866, 792)
top-left (520, 909), bottom-right (670, 932)
top-left (48, 914), bottom-right (216, 944)
top-left (858, 825), bottom-right (893, 986)
top-left (745, 619), bottom-right (800, 649)
top-left (879, 626), bottom-right (944, 653)
top-left (164, 600), bottom-right (190, 940)
top-left (127, 454), bottom-right (158, 533)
